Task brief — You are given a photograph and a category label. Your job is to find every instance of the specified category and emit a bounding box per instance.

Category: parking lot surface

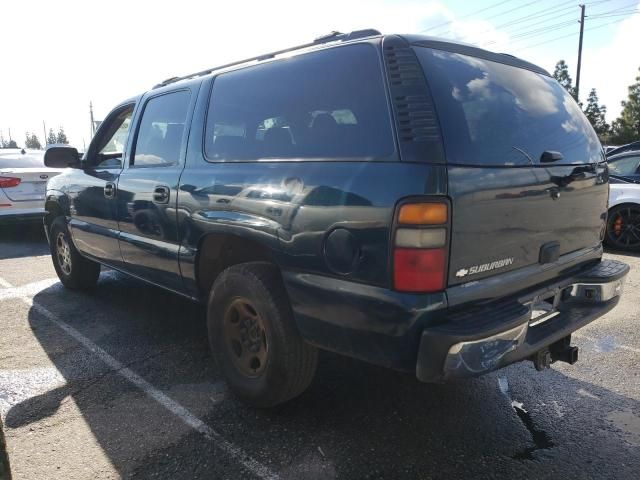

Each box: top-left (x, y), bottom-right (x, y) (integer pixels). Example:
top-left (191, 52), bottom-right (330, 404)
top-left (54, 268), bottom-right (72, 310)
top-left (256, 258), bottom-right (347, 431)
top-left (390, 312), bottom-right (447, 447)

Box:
top-left (0, 225), bottom-right (639, 479)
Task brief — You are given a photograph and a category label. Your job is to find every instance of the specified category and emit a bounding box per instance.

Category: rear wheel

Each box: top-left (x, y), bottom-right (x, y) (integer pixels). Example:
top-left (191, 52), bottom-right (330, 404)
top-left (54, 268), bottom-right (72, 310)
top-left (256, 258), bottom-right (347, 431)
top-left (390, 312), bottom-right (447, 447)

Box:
top-left (49, 217), bottom-right (101, 289)
top-left (605, 204), bottom-right (640, 251)
top-left (207, 262), bottom-right (318, 407)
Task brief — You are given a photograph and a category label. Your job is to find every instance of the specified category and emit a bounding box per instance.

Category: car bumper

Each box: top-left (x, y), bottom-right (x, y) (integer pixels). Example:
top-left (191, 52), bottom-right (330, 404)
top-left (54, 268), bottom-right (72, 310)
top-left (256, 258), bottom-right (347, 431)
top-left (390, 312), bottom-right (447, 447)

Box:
top-left (0, 206), bottom-right (47, 223)
top-left (416, 259), bottom-right (629, 382)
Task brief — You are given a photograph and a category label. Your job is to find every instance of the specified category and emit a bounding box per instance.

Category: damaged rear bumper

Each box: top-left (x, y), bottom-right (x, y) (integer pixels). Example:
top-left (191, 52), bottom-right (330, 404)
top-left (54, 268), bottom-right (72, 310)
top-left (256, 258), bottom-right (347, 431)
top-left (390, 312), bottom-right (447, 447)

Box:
top-left (416, 259), bottom-right (629, 382)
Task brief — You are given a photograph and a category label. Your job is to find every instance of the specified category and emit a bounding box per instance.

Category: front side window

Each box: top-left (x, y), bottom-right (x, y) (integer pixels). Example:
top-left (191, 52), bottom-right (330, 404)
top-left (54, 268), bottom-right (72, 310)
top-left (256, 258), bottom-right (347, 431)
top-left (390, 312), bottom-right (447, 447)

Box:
top-left (92, 105), bottom-right (134, 168)
top-left (609, 155), bottom-right (640, 176)
top-left (205, 44), bottom-right (395, 161)
top-left (132, 90), bottom-right (191, 167)
top-left (414, 48), bottom-right (603, 166)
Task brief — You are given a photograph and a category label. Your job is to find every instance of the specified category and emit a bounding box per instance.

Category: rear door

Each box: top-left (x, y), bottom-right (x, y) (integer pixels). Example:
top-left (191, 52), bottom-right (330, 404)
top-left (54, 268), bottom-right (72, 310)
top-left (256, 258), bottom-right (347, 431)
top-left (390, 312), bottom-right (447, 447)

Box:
top-left (413, 47), bottom-right (607, 287)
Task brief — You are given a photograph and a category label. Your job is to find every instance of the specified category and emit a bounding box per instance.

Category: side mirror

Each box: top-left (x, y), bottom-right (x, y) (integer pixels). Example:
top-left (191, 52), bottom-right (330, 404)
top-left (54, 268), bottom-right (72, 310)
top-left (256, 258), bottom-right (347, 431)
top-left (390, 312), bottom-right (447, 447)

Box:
top-left (44, 144), bottom-right (81, 168)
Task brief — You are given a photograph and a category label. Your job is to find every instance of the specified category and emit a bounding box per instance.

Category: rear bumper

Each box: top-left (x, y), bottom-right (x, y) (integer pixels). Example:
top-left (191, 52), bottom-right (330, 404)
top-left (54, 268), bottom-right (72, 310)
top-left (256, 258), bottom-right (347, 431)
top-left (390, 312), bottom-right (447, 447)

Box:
top-left (0, 207), bottom-right (47, 223)
top-left (416, 259), bottom-right (629, 382)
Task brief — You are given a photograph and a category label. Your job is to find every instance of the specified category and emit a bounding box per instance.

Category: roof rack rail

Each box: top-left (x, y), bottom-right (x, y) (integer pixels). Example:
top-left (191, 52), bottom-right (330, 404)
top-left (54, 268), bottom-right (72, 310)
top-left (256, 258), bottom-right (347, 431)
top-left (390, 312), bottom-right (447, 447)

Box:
top-left (153, 29), bottom-right (381, 89)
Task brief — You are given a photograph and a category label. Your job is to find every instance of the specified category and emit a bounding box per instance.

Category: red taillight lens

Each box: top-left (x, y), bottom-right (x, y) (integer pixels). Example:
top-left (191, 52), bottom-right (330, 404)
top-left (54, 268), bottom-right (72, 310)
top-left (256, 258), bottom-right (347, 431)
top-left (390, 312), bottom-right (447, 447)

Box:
top-left (393, 248), bottom-right (446, 292)
top-left (0, 177), bottom-right (21, 188)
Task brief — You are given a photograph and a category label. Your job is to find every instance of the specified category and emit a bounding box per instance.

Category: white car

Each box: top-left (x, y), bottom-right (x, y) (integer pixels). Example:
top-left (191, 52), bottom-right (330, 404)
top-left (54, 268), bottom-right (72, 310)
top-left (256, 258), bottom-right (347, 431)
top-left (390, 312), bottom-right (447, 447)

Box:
top-left (0, 149), bottom-right (63, 223)
top-left (606, 180), bottom-right (640, 251)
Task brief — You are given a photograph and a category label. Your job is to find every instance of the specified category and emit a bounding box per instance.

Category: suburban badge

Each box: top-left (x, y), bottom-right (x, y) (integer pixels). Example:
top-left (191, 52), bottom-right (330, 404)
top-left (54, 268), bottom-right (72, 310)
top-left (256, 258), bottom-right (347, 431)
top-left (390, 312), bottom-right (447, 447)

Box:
top-left (456, 258), bottom-right (514, 278)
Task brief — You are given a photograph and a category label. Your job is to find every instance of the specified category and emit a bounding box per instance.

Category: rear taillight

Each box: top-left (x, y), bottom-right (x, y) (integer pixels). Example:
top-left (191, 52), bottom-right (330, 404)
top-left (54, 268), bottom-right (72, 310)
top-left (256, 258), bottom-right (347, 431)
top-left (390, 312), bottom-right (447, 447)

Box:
top-left (393, 201), bottom-right (449, 293)
top-left (0, 177), bottom-right (21, 188)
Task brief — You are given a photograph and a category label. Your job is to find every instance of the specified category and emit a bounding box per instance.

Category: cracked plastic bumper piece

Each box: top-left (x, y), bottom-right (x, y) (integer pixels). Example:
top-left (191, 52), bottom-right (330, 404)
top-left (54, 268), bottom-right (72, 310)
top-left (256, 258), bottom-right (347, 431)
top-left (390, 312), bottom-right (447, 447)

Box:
top-left (416, 259), bottom-right (629, 382)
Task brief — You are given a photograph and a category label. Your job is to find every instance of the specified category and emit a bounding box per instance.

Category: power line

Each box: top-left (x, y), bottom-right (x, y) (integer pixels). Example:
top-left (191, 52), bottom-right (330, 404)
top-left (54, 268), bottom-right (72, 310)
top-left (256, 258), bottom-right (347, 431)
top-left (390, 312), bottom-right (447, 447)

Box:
top-left (513, 15), bottom-right (633, 52)
top-left (481, 2), bottom-right (637, 50)
top-left (418, 0), bottom-right (519, 34)
top-left (431, 0), bottom-right (544, 37)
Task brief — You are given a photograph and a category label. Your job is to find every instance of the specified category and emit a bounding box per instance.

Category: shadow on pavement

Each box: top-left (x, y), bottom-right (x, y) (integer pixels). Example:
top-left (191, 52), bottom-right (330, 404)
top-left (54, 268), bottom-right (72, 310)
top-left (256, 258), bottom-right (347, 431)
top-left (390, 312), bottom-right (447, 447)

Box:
top-left (4, 273), bottom-right (640, 479)
top-left (0, 222), bottom-right (49, 260)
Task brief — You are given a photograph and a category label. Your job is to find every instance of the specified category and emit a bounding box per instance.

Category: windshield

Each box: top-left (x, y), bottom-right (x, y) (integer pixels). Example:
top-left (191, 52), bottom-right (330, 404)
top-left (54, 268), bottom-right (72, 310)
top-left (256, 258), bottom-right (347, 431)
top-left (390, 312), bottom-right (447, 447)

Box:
top-left (414, 47), bottom-right (603, 166)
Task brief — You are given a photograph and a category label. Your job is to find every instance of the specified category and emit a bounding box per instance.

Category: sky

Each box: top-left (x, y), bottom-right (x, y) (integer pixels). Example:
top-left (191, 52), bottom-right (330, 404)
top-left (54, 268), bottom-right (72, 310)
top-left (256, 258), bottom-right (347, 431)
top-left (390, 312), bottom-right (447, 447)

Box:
top-left (0, 0), bottom-right (638, 149)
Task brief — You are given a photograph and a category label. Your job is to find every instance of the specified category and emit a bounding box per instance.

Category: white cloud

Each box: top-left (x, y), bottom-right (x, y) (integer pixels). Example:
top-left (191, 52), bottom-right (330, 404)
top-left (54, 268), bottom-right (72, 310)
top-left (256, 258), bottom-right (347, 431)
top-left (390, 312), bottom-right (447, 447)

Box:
top-left (0, 0), bottom-right (636, 147)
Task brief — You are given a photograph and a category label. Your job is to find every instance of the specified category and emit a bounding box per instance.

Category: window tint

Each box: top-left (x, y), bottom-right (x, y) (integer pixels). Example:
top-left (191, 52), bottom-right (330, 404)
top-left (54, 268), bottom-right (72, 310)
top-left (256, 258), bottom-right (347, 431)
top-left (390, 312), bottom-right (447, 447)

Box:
top-left (414, 48), bottom-right (602, 166)
top-left (133, 91), bottom-right (190, 167)
top-left (609, 156), bottom-right (640, 176)
top-left (205, 44), bottom-right (394, 161)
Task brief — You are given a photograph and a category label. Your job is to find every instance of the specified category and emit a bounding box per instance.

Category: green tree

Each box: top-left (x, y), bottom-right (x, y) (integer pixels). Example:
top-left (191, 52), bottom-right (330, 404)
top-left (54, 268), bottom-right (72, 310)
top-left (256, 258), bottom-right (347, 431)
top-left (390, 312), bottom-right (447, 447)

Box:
top-left (611, 67), bottom-right (640, 144)
top-left (56, 126), bottom-right (69, 144)
top-left (583, 88), bottom-right (609, 140)
top-left (46, 128), bottom-right (57, 145)
top-left (553, 60), bottom-right (576, 99)
top-left (24, 132), bottom-right (42, 149)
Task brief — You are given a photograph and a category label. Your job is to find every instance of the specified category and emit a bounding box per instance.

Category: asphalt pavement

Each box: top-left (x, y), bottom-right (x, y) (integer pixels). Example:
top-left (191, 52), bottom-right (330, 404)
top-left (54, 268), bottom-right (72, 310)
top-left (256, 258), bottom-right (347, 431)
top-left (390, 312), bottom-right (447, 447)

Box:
top-left (0, 223), bottom-right (638, 479)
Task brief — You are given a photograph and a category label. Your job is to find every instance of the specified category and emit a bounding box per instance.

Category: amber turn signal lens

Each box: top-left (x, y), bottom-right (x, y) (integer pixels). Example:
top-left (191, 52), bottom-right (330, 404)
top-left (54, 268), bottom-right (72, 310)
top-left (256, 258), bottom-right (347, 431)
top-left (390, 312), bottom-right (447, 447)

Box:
top-left (398, 203), bottom-right (447, 225)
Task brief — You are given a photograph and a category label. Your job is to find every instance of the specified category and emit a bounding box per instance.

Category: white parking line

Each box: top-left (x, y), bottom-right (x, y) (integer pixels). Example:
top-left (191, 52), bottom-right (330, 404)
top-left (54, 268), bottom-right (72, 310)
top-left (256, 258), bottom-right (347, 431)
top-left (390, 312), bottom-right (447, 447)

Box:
top-left (0, 277), bottom-right (61, 300)
top-left (574, 333), bottom-right (640, 355)
top-left (0, 275), bottom-right (279, 480)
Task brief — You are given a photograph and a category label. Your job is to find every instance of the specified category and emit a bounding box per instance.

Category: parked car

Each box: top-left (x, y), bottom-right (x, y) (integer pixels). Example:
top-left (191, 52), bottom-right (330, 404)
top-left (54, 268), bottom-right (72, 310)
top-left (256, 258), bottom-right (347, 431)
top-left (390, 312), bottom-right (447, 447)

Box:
top-left (44, 30), bottom-right (629, 407)
top-left (603, 145), bottom-right (619, 155)
top-left (606, 140), bottom-right (640, 158)
top-left (607, 150), bottom-right (640, 184)
top-left (606, 179), bottom-right (640, 251)
top-left (0, 148), bottom-right (63, 223)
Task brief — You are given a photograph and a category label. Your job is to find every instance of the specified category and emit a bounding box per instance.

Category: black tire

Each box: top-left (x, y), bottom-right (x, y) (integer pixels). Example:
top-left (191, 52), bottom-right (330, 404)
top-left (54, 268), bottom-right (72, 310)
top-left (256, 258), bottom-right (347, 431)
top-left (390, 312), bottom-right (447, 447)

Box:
top-left (207, 262), bottom-right (318, 407)
top-left (49, 216), bottom-right (101, 290)
top-left (604, 204), bottom-right (640, 251)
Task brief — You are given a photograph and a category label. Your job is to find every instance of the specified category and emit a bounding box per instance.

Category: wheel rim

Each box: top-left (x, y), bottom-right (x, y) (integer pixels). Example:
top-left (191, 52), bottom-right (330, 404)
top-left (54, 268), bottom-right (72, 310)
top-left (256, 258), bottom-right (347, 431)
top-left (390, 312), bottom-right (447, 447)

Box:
top-left (608, 206), bottom-right (640, 249)
top-left (56, 232), bottom-right (72, 275)
top-left (223, 298), bottom-right (269, 377)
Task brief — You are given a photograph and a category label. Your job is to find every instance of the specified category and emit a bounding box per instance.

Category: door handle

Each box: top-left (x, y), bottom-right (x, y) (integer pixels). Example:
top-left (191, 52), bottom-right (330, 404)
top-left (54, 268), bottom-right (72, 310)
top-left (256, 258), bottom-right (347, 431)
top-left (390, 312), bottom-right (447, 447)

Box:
top-left (104, 182), bottom-right (116, 199)
top-left (153, 185), bottom-right (170, 204)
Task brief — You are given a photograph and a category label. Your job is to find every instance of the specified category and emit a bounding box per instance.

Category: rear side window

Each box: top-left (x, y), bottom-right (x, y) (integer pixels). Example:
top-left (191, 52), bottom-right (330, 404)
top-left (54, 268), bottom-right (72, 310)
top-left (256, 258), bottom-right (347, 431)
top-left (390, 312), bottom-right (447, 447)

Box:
top-left (414, 48), bottom-right (602, 166)
top-left (205, 44), bottom-right (395, 161)
top-left (609, 155), bottom-right (640, 176)
top-left (132, 90), bottom-right (190, 167)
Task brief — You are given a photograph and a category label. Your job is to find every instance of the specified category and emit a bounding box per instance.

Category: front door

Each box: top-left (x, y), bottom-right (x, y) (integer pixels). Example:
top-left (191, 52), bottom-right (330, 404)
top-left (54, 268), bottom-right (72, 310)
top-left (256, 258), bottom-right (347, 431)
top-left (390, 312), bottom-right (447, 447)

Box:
top-left (68, 103), bottom-right (134, 266)
top-left (115, 89), bottom-right (193, 293)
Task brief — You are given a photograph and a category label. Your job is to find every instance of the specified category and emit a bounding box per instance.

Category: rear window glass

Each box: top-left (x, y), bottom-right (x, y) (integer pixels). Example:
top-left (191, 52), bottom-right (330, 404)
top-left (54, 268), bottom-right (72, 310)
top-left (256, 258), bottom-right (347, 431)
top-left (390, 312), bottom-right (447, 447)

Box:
top-left (414, 48), bottom-right (602, 166)
top-left (205, 44), bottom-right (395, 161)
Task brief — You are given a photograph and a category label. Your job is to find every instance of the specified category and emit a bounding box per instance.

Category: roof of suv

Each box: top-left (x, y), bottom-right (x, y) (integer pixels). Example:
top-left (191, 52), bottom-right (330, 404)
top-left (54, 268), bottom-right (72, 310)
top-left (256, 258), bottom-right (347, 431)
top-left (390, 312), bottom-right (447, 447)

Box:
top-left (151, 29), bottom-right (549, 92)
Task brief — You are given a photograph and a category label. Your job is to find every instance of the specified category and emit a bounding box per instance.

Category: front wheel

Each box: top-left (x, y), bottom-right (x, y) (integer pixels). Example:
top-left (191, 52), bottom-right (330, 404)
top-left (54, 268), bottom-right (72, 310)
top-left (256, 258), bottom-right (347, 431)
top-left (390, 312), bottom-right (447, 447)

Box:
top-left (49, 217), bottom-right (101, 289)
top-left (605, 204), bottom-right (640, 251)
top-left (207, 262), bottom-right (318, 408)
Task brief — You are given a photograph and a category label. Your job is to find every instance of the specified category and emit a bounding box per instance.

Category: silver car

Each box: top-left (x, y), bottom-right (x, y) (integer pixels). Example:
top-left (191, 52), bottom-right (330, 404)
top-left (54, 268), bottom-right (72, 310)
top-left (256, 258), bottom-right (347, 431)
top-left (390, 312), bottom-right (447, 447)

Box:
top-left (0, 149), bottom-right (63, 223)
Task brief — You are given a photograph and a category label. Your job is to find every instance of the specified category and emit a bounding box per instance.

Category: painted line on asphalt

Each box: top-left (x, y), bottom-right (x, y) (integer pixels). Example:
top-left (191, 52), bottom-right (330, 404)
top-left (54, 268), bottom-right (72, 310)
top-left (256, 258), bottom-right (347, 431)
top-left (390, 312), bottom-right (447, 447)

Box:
top-left (0, 277), bottom-right (61, 300)
top-left (574, 333), bottom-right (640, 355)
top-left (0, 275), bottom-right (279, 480)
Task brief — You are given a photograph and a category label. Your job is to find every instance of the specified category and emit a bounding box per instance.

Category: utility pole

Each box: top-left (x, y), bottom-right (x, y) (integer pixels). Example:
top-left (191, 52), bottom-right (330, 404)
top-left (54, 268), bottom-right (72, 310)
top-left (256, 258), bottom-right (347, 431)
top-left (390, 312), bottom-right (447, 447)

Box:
top-left (90, 101), bottom-right (95, 137)
top-left (575, 4), bottom-right (586, 102)
top-left (43, 120), bottom-right (47, 146)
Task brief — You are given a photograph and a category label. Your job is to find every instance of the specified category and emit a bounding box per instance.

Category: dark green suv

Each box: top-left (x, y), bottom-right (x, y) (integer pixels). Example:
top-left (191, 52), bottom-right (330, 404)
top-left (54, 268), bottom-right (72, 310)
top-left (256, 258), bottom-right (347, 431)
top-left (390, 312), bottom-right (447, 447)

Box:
top-left (44, 30), bottom-right (628, 407)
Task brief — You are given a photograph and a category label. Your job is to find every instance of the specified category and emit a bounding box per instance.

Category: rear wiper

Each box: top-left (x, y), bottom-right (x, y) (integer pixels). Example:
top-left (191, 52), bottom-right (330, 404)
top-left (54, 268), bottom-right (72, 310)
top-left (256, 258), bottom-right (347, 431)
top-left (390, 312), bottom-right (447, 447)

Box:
top-left (511, 146), bottom-right (534, 165)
